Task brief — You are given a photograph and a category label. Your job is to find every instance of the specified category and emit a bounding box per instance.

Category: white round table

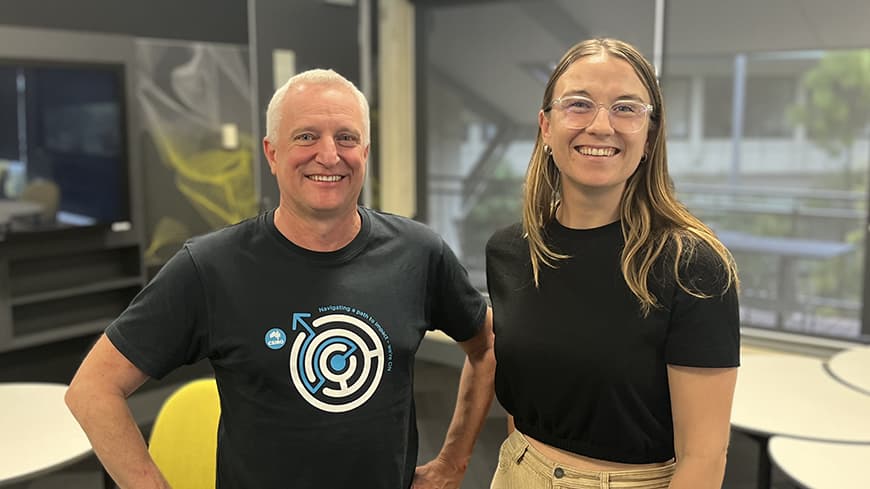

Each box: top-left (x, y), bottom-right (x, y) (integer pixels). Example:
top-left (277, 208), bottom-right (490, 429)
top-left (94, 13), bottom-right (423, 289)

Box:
top-left (0, 383), bottom-right (94, 486)
top-left (826, 346), bottom-right (870, 395)
top-left (731, 354), bottom-right (870, 488)
top-left (769, 436), bottom-right (870, 489)
top-left (733, 354), bottom-right (870, 441)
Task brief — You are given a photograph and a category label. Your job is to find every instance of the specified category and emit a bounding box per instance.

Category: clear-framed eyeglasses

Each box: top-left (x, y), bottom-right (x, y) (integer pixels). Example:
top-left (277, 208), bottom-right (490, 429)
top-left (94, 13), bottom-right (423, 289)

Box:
top-left (544, 95), bottom-right (653, 133)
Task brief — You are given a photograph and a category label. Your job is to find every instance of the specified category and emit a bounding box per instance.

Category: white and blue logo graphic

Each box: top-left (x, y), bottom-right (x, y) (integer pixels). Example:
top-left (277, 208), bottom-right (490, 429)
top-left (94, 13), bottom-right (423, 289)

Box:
top-left (288, 309), bottom-right (388, 413)
top-left (264, 328), bottom-right (287, 349)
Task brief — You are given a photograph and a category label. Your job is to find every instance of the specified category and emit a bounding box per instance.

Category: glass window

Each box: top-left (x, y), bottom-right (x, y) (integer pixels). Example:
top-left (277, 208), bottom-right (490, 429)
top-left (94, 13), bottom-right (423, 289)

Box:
top-left (666, 0), bottom-right (870, 341)
top-left (0, 67), bottom-right (19, 161)
top-left (703, 76), bottom-right (732, 138)
top-left (662, 77), bottom-right (690, 139)
top-left (417, 0), bottom-right (870, 342)
top-left (419, 0), bottom-right (656, 290)
top-left (745, 76), bottom-right (797, 138)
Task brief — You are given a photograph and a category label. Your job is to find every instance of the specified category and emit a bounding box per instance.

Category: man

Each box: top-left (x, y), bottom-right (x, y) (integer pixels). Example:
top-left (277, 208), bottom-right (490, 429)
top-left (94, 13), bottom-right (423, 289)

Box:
top-left (65, 68), bottom-right (495, 489)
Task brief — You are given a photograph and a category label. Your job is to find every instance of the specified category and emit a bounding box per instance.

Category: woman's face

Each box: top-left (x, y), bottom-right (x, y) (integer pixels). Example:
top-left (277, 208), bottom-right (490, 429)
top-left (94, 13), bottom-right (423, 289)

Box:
top-left (539, 53), bottom-right (651, 204)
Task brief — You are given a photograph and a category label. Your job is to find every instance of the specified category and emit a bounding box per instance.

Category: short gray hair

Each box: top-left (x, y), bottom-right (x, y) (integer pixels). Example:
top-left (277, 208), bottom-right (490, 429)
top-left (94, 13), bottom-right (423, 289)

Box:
top-left (265, 68), bottom-right (370, 145)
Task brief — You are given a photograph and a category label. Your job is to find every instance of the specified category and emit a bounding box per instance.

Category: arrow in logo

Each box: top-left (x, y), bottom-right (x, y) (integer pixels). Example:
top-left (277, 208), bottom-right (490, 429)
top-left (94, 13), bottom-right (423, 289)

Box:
top-left (292, 312), bottom-right (314, 335)
top-left (292, 312), bottom-right (325, 394)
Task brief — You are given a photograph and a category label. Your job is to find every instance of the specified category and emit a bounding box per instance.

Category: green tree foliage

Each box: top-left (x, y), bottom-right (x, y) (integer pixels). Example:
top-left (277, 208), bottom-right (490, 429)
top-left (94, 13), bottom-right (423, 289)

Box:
top-left (790, 50), bottom-right (870, 157)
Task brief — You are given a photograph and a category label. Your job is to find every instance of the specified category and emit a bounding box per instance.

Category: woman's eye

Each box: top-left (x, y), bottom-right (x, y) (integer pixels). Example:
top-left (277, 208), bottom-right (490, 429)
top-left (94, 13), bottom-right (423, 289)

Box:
top-left (566, 99), bottom-right (594, 111)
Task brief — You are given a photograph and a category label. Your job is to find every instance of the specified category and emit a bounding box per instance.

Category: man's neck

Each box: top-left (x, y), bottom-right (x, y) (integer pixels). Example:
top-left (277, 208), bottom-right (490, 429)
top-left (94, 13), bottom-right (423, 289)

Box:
top-left (273, 205), bottom-right (362, 252)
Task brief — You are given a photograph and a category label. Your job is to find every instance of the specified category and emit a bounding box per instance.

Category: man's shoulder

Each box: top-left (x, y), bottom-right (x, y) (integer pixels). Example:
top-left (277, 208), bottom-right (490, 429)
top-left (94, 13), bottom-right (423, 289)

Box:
top-left (362, 207), bottom-right (442, 245)
top-left (185, 213), bottom-right (265, 255)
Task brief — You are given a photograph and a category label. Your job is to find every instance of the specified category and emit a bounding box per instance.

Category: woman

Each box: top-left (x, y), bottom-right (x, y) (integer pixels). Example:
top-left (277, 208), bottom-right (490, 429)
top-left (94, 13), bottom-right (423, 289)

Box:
top-left (486, 38), bottom-right (740, 489)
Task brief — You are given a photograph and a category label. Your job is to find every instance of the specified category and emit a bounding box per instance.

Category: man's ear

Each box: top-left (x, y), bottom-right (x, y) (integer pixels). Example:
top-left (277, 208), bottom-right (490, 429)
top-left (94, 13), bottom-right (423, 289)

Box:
top-left (263, 137), bottom-right (278, 175)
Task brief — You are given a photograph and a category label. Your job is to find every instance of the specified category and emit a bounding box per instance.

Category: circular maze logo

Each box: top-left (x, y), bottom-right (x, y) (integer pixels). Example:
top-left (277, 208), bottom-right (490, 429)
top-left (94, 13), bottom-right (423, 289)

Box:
top-left (289, 313), bottom-right (385, 413)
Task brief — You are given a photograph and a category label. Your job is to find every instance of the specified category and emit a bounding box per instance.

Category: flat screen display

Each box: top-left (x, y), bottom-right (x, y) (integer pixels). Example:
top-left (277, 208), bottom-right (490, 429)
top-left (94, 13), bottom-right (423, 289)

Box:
top-left (0, 59), bottom-right (130, 237)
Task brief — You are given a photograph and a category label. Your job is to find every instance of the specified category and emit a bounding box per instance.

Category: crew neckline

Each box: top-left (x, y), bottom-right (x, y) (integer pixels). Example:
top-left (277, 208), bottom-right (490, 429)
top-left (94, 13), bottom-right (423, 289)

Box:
top-left (549, 218), bottom-right (621, 235)
top-left (264, 206), bottom-right (371, 264)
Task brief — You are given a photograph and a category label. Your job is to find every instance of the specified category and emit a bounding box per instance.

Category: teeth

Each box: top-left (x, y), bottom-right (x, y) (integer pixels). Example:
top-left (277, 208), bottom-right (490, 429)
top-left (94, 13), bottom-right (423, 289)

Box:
top-left (309, 175), bottom-right (342, 182)
top-left (578, 147), bottom-right (616, 157)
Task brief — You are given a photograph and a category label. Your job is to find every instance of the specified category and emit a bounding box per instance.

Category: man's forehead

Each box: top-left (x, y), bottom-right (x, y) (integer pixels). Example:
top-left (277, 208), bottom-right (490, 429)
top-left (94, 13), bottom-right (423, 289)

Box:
top-left (285, 84), bottom-right (357, 109)
top-left (286, 87), bottom-right (355, 108)
top-left (277, 82), bottom-right (367, 140)
top-left (287, 81), bottom-right (351, 100)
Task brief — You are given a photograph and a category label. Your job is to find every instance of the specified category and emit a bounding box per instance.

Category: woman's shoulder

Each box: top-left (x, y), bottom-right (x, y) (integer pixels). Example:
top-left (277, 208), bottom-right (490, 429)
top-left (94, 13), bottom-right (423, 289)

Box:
top-left (661, 228), bottom-right (736, 294)
top-left (486, 222), bottom-right (525, 254)
top-left (668, 229), bottom-right (730, 265)
top-left (485, 222), bottom-right (533, 285)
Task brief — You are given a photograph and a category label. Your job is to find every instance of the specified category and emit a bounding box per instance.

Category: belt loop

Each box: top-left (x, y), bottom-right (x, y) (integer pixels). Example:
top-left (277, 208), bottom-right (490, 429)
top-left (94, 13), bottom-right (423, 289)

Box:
top-left (509, 431), bottom-right (530, 464)
top-left (514, 444), bottom-right (529, 464)
top-left (599, 471), bottom-right (610, 489)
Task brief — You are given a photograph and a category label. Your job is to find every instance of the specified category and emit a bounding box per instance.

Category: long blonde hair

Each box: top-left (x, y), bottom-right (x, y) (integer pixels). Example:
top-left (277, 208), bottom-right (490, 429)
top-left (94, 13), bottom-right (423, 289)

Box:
top-left (523, 38), bottom-right (739, 315)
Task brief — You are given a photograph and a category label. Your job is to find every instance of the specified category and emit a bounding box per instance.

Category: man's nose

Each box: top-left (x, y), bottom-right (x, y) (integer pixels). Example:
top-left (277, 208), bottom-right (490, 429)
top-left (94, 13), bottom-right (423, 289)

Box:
top-left (315, 137), bottom-right (340, 165)
top-left (585, 106), bottom-right (614, 135)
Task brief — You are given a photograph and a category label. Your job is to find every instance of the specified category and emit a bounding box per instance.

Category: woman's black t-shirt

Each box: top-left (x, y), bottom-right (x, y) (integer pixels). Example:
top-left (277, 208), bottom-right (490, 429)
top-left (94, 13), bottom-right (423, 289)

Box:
top-left (485, 221), bottom-right (739, 463)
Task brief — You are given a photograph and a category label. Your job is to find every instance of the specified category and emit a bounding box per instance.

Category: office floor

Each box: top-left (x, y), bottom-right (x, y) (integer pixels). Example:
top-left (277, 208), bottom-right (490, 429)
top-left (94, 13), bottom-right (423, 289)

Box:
top-left (2, 335), bottom-right (793, 489)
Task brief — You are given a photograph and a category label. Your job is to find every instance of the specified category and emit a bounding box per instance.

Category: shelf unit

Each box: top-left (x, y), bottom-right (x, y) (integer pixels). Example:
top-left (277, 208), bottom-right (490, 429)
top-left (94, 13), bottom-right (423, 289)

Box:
top-left (0, 231), bottom-right (145, 352)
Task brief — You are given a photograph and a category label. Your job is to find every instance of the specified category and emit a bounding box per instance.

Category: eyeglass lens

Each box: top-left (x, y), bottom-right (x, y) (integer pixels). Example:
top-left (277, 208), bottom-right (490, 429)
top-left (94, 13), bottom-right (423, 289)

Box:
top-left (555, 97), bottom-right (649, 132)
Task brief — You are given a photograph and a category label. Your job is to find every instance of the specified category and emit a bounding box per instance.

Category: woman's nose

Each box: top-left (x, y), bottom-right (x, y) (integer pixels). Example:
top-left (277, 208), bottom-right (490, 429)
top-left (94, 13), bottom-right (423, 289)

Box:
top-left (585, 106), bottom-right (614, 135)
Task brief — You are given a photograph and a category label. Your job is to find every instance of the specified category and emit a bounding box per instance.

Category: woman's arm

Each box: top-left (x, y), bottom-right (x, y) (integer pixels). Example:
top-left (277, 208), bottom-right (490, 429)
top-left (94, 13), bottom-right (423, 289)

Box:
top-left (667, 365), bottom-right (738, 489)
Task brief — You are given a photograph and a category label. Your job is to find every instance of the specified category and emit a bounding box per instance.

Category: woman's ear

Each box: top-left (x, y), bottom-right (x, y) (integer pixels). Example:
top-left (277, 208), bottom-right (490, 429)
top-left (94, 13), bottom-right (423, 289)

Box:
top-left (539, 110), bottom-right (551, 147)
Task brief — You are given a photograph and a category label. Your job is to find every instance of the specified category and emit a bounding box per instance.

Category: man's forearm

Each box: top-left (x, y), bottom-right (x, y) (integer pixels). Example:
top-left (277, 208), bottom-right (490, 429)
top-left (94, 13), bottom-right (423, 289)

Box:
top-left (66, 388), bottom-right (169, 489)
top-left (435, 348), bottom-right (496, 469)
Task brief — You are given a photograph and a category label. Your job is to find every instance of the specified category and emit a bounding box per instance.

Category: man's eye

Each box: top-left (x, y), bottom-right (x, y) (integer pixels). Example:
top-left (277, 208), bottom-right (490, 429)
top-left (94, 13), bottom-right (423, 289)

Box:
top-left (295, 133), bottom-right (316, 144)
top-left (337, 134), bottom-right (360, 147)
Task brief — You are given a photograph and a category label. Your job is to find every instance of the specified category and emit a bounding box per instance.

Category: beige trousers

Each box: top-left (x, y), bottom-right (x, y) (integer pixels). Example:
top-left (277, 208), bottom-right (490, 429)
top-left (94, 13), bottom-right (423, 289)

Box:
top-left (490, 431), bottom-right (676, 489)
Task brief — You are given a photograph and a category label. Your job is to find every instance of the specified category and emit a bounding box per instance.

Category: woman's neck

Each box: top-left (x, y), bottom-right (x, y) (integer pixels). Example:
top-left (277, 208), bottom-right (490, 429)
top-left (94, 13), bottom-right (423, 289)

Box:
top-left (556, 182), bottom-right (624, 229)
top-left (556, 193), bottom-right (621, 229)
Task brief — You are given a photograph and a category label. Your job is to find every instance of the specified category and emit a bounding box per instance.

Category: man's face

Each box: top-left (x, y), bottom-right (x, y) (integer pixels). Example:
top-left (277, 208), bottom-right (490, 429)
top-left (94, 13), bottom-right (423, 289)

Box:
top-left (263, 83), bottom-right (369, 221)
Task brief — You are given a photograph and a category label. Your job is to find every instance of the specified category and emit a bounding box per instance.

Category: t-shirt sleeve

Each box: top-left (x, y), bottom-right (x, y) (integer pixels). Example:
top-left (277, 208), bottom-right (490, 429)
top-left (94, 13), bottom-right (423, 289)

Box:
top-left (664, 245), bottom-right (740, 368)
top-left (429, 239), bottom-right (488, 342)
top-left (105, 245), bottom-right (210, 379)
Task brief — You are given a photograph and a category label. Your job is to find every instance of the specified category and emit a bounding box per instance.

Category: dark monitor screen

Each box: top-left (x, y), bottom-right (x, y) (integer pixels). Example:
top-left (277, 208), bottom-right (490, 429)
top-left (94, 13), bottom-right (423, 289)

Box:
top-left (0, 59), bottom-right (130, 237)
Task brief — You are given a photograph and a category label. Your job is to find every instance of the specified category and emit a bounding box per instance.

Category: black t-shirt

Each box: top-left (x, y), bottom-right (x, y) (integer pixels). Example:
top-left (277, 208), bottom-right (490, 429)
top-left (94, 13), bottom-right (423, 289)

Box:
top-left (107, 207), bottom-right (487, 489)
top-left (485, 220), bottom-right (739, 463)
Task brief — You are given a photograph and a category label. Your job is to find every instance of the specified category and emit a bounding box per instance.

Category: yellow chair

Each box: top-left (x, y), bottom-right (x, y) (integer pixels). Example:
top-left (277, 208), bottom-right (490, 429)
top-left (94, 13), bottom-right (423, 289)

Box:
top-left (148, 378), bottom-right (221, 489)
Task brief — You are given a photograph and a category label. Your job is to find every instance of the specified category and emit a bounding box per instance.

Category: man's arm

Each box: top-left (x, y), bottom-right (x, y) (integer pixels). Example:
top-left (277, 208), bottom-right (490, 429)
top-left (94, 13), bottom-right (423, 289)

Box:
top-left (413, 307), bottom-right (496, 489)
top-left (667, 365), bottom-right (738, 489)
top-left (65, 334), bottom-right (172, 489)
